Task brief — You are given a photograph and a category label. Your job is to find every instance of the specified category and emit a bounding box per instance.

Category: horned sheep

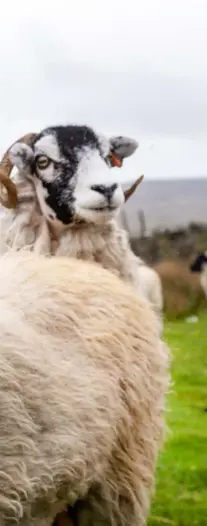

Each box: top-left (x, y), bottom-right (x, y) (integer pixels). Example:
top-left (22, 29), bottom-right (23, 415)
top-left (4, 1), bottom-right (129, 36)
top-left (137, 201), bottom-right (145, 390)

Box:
top-left (0, 249), bottom-right (169, 526)
top-left (0, 124), bottom-right (163, 332)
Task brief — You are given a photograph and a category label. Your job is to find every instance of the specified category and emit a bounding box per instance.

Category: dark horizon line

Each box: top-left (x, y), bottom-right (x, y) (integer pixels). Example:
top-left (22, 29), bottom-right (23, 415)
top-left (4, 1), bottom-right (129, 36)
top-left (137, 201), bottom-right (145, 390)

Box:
top-left (124, 175), bottom-right (207, 184)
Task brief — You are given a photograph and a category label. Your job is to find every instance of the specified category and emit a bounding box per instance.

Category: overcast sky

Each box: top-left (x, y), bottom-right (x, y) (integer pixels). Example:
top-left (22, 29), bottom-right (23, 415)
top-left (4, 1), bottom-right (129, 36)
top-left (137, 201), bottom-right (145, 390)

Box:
top-left (0, 0), bottom-right (207, 181)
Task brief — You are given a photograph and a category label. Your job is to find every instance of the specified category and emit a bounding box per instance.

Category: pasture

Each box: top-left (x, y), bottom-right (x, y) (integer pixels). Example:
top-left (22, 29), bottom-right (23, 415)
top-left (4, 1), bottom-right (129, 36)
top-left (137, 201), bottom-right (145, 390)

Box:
top-left (149, 310), bottom-right (207, 526)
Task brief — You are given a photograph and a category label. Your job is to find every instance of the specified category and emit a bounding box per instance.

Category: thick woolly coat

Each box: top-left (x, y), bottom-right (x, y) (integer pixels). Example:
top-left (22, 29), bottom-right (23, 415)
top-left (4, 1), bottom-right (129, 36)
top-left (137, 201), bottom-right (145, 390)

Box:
top-left (0, 172), bottom-right (163, 332)
top-left (0, 251), bottom-right (169, 526)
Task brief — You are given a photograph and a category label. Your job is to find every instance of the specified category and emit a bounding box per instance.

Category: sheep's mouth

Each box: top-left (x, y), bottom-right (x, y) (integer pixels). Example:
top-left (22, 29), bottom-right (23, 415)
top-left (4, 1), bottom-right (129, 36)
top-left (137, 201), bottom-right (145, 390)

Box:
top-left (86, 205), bottom-right (118, 212)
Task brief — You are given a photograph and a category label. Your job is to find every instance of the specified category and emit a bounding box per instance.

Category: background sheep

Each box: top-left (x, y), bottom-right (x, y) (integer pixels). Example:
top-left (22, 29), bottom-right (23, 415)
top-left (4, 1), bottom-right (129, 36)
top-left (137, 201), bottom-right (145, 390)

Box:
top-left (0, 250), bottom-right (169, 526)
top-left (190, 251), bottom-right (207, 299)
top-left (154, 259), bottom-right (205, 319)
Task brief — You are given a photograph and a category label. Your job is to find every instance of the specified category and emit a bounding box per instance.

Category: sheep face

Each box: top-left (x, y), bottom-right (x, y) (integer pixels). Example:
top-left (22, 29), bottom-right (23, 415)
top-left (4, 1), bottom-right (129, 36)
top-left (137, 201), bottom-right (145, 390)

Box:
top-left (8, 125), bottom-right (138, 226)
top-left (190, 251), bottom-right (207, 273)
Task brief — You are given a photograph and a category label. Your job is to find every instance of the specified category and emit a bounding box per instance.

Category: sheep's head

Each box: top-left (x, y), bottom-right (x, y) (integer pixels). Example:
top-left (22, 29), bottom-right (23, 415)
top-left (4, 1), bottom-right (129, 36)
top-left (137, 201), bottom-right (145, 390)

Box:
top-left (7, 125), bottom-right (139, 225)
top-left (190, 251), bottom-right (207, 273)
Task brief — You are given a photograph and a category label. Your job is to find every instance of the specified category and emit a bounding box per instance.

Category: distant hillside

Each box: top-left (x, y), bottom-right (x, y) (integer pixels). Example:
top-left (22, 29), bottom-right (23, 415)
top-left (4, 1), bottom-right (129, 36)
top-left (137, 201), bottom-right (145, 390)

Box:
top-left (121, 178), bottom-right (207, 236)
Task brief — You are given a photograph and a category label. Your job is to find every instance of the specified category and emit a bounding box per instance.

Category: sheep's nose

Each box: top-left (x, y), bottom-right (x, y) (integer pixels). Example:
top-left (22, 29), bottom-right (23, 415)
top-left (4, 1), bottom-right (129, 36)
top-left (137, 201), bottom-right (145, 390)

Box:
top-left (91, 183), bottom-right (118, 201)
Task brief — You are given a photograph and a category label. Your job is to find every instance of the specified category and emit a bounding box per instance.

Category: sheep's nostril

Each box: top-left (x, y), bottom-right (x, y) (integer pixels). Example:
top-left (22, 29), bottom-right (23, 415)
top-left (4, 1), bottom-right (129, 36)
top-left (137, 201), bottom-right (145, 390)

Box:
top-left (91, 183), bottom-right (118, 200)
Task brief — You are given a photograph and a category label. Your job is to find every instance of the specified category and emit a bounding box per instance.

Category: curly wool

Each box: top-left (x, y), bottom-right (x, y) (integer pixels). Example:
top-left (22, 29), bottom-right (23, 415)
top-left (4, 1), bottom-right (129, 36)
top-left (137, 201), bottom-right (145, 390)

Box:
top-left (0, 251), bottom-right (170, 526)
top-left (0, 173), bottom-right (163, 334)
top-left (135, 257), bottom-right (164, 334)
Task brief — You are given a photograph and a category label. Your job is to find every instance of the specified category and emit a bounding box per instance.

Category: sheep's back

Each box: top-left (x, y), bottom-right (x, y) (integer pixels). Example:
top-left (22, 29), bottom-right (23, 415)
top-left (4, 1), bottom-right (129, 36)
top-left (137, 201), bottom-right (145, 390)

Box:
top-left (0, 252), bottom-right (169, 526)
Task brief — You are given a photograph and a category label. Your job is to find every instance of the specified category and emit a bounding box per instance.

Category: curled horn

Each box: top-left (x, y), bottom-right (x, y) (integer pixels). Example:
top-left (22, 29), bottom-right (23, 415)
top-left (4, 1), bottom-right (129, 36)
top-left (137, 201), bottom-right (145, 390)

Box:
top-left (124, 175), bottom-right (144, 202)
top-left (0, 133), bottom-right (37, 209)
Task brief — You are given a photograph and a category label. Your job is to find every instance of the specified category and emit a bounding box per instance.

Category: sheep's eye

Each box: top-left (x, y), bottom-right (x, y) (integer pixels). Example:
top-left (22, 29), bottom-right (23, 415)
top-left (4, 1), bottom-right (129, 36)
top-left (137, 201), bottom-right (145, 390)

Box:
top-left (36, 155), bottom-right (50, 170)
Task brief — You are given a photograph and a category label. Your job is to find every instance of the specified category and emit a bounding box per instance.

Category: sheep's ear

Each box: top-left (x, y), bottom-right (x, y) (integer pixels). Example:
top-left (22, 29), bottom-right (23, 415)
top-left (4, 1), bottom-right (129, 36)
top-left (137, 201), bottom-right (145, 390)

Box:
top-left (109, 136), bottom-right (138, 167)
top-left (9, 142), bottom-right (34, 171)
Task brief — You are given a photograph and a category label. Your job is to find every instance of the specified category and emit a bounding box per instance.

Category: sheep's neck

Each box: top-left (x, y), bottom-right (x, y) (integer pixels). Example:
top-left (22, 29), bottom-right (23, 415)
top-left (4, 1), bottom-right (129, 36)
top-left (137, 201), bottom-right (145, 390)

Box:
top-left (54, 221), bottom-right (137, 285)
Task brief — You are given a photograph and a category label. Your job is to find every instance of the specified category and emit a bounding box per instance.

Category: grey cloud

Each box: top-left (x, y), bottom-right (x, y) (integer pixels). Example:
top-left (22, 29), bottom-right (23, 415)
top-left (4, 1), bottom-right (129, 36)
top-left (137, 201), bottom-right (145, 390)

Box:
top-left (5, 23), bottom-right (207, 139)
top-left (0, 0), bottom-right (207, 178)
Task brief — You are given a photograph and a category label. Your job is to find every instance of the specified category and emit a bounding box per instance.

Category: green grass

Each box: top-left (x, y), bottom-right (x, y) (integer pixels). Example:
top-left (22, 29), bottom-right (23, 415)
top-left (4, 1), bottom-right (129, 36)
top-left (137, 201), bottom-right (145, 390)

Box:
top-left (148, 309), bottom-right (207, 526)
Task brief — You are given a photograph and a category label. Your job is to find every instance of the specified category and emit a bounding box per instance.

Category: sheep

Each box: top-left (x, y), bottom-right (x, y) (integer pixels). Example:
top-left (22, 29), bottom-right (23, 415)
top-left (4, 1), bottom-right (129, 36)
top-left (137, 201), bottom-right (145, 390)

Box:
top-left (0, 249), bottom-right (170, 526)
top-left (0, 126), bottom-right (141, 266)
top-left (189, 251), bottom-right (207, 299)
top-left (0, 124), bottom-right (162, 333)
top-left (135, 256), bottom-right (164, 334)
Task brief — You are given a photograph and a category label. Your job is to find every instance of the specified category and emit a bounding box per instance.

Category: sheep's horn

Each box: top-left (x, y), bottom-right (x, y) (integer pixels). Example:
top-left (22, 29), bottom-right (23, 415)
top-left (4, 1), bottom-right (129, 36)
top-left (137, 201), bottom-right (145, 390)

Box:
top-left (124, 175), bottom-right (144, 202)
top-left (0, 132), bottom-right (37, 209)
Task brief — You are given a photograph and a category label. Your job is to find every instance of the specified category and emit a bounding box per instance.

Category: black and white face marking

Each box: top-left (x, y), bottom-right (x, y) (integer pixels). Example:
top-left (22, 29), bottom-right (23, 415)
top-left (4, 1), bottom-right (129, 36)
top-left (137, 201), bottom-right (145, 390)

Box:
top-left (9, 125), bottom-right (138, 226)
top-left (190, 251), bottom-right (207, 273)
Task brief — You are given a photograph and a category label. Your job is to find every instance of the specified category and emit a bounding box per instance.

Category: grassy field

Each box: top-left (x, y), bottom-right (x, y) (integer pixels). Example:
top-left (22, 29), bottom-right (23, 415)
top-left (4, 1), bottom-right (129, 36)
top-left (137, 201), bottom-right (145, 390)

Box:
top-left (148, 309), bottom-right (207, 526)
